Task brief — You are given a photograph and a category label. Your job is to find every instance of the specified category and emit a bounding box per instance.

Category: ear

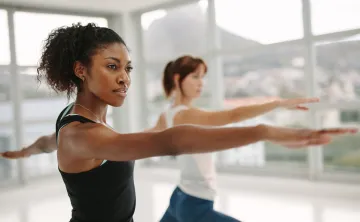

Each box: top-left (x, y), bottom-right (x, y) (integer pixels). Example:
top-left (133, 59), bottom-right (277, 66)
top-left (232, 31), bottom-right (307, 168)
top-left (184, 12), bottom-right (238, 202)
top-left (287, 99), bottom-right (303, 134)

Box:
top-left (73, 61), bottom-right (87, 81)
top-left (173, 73), bottom-right (180, 88)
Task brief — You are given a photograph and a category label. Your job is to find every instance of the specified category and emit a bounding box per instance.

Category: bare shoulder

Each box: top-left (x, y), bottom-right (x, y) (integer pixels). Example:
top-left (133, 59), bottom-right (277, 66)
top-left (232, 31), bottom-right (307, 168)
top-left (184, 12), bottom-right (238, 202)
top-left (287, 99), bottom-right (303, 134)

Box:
top-left (173, 107), bottom-right (205, 125)
top-left (58, 121), bottom-right (110, 155)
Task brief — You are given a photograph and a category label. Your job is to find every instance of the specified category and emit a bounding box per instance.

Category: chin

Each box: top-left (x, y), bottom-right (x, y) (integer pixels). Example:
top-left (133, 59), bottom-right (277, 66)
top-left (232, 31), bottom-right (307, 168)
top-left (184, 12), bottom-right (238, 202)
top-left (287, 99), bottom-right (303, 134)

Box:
top-left (193, 94), bottom-right (201, 99)
top-left (107, 98), bottom-right (125, 107)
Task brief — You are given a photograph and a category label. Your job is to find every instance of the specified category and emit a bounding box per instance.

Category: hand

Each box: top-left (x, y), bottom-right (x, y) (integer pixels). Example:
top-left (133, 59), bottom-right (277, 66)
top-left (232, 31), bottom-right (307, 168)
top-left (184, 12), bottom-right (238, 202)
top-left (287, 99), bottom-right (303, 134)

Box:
top-left (263, 125), bottom-right (358, 148)
top-left (0, 148), bottom-right (30, 159)
top-left (275, 97), bottom-right (320, 111)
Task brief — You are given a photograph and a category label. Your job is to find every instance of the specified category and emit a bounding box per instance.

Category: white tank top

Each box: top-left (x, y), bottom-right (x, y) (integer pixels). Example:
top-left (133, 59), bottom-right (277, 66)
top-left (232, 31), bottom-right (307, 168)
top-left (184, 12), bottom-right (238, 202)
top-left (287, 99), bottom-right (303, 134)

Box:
top-left (164, 105), bottom-right (217, 200)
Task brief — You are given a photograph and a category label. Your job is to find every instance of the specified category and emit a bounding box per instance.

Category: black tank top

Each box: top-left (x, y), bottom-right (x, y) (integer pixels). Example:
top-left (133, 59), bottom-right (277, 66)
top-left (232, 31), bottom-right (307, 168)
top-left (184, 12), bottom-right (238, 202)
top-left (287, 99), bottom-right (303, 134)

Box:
top-left (55, 104), bottom-right (136, 222)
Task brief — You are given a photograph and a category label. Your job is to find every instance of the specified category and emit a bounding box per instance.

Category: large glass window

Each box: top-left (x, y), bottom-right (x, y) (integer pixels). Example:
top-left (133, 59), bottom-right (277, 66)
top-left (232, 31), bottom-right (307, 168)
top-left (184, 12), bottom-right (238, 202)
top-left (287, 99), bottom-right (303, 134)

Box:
top-left (315, 36), bottom-right (360, 102)
top-left (0, 9), bottom-right (10, 65)
top-left (0, 68), bottom-right (16, 183)
top-left (141, 2), bottom-right (208, 62)
top-left (318, 109), bottom-right (360, 172)
top-left (219, 43), bottom-right (308, 167)
top-left (215, 0), bottom-right (303, 49)
top-left (223, 45), bottom-right (306, 99)
top-left (14, 12), bottom-right (108, 66)
top-left (311, 0), bottom-right (360, 35)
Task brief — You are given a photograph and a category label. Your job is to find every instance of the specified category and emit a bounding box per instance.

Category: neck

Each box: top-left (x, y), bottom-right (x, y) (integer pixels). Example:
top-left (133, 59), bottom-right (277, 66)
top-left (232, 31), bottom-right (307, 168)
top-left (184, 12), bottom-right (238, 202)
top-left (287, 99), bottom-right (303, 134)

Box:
top-left (74, 91), bottom-right (108, 123)
top-left (172, 93), bottom-right (193, 107)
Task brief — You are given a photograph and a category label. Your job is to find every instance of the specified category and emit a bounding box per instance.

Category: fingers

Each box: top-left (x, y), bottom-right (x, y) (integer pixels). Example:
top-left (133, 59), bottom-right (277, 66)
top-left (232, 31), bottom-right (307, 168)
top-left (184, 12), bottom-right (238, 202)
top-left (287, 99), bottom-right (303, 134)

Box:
top-left (295, 105), bottom-right (309, 111)
top-left (318, 128), bottom-right (358, 135)
top-left (281, 97), bottom-right (320, 109)
top-left (289, 97), bottom-right (320, 105)
top-left (0, 151), bottom-right (22, 159)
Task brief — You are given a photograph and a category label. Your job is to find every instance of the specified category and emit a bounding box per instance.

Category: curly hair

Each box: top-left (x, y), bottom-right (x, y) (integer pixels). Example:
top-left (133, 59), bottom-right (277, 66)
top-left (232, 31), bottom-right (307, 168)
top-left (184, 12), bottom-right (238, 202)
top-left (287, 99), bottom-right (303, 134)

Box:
top-left (37, 23), bottom-right (127, 99)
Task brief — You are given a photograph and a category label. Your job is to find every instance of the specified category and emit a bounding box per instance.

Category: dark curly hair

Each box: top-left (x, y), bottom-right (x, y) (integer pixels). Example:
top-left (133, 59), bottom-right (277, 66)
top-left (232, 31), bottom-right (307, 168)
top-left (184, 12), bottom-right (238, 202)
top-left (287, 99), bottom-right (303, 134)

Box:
top-left (37, 23), bottom-right (127, 99)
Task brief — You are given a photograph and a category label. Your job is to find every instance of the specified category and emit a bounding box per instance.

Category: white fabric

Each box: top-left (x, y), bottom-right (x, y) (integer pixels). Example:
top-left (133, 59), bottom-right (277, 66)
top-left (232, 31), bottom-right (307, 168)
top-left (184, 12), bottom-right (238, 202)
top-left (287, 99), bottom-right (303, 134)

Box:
top-left (164, 105), bottom-right (217, 200)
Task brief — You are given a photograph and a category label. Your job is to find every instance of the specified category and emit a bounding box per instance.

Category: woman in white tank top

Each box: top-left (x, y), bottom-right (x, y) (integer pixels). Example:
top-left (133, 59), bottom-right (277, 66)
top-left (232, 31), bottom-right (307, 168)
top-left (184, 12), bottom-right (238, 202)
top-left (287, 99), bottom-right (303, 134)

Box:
top-left (155, 55), bottom-right (330, 222)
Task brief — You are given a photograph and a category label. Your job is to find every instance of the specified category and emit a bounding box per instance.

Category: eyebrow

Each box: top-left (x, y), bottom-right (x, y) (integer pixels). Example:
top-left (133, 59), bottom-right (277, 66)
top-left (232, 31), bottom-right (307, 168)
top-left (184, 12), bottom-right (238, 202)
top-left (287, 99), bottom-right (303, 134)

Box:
top-left (105, 57), bottom-right (121, 63)
top-left (105, 57), bottom-right (131, 65)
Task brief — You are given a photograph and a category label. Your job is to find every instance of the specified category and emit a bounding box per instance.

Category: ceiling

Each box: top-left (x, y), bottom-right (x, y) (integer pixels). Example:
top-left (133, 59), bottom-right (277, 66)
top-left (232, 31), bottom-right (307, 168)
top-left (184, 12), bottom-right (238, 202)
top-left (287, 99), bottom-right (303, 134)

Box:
top-left (0, 0), bottom-right (181, 14)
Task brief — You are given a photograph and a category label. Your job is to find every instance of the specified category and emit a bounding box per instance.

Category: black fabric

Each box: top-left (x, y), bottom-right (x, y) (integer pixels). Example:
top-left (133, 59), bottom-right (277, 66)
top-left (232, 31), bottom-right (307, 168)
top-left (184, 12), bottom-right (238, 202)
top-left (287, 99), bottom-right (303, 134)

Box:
top-left (56, 104), bottom-right (136, 222)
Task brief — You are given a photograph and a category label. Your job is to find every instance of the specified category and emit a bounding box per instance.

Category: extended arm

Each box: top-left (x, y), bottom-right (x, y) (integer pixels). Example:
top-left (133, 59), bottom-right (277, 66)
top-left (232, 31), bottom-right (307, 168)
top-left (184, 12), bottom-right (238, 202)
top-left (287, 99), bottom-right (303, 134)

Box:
top-left (62, 122), bottom-right (356, 162)
top-left (177, 97), bottom-right (319, 126)
top-left (0, 132), bottom-right (57, 159)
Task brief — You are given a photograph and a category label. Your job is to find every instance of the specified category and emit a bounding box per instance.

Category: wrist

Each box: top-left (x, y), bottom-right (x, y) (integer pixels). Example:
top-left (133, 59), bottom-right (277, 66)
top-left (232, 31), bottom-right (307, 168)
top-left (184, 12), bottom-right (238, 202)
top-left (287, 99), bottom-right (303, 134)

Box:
top-left (21, 148), bottom-right (32, 157)
top-left (270, 99), bottom-right (281, 109)
top-left (255, 124), bottom-right (271, 141)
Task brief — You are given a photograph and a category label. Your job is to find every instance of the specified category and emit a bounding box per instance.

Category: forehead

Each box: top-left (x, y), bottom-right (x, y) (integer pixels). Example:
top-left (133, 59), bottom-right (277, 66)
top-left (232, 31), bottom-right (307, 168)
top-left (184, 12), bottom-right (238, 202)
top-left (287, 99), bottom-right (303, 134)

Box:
top-left (194, 63), bottom-right (206, 74)
top-left (93, 42), bottom-right (131, 62)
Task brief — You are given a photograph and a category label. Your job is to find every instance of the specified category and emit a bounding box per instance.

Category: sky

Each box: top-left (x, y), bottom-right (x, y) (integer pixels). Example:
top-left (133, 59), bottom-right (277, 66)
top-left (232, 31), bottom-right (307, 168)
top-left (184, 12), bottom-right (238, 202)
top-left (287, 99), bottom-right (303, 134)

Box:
top-left (1, 0), bottom-right (360, 67)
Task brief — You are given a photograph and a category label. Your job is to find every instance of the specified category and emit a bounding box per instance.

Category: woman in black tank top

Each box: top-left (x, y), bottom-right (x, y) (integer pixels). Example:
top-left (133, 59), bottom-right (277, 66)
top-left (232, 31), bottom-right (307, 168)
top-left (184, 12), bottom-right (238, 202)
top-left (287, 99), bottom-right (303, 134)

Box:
top-left (1, 23), bottom-right (357, 222)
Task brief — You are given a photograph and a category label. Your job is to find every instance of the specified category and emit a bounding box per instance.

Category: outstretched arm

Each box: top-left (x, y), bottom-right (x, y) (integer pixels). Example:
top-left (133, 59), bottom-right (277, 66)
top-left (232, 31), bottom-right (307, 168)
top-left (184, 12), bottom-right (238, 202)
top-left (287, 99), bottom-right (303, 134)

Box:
top-left (61, 121), bottom-right (357, 162)
top-left (176, 97), bottom-right (320, 126)
top-left (0, 132), bottom-right (57, 159)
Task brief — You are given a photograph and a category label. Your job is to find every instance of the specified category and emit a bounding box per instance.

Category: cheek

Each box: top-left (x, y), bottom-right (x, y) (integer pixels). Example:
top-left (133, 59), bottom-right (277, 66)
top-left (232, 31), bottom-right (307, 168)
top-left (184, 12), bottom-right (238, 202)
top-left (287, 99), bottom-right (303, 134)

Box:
top-left (182, 80), bottom-right (196, 94)
top-left (89, 70), bottom-right (112, 92)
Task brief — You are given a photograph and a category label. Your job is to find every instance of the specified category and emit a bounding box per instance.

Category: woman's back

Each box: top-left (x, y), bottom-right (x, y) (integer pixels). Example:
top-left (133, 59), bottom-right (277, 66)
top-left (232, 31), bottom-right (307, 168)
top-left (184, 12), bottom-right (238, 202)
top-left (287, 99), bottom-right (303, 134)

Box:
top-left (164, 105), bottom-right (217, 200)
top-left (56, 105), bottom-right (136, 222)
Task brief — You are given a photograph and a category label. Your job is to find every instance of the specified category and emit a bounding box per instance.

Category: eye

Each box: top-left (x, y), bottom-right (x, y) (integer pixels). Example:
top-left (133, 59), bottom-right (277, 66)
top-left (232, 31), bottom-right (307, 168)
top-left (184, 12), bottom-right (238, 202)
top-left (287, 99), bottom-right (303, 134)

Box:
top-left (126, 66), bottom-right (133, 73)
top-left (107, 64), bottom-right (117, 70)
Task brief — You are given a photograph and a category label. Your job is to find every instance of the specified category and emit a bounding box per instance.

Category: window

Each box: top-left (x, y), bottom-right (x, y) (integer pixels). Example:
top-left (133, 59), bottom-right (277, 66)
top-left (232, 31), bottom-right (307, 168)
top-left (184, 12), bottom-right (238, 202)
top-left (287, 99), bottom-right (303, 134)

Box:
top-left (0, 9), bottom-right (10, 65)
top-left (23, 123), bottom-right (57, 177)
top-left (0, 67), bottom-right (11, 103)
top-left (219, 108), bottom-right (308, 167)
top-left (220, 44), bottom-right (308, 167)
top-left (0, 125), bottom-right (16, 183)
top-left (311, 0), bottom-right (360, 35)
top-left (215, 0), bottom-right (303, 49)
top-left (223, 45), bottom-right (306, 99)
top-left (315, 36), bottom-right (360, 101)
top-left (0, 68), bottom-right (16, 184)
top-left (319, 109), bottom-right (360, 172)
top-left (141, 2), bottom-right (208, 62)
top-left (340, 111), bottom-right (360, 123)
top-left (19, 67), bottom-right (66, 100)
top-left (14, 11), bottom-right (108, 66)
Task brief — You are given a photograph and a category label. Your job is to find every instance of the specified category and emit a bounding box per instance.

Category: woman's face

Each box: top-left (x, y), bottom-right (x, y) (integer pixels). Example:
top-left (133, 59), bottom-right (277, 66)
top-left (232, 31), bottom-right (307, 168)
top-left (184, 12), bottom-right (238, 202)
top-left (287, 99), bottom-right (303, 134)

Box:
top-left (80, 43), bottom-right (133, 107)
top-left (180, 64), bottom-right (206, 99)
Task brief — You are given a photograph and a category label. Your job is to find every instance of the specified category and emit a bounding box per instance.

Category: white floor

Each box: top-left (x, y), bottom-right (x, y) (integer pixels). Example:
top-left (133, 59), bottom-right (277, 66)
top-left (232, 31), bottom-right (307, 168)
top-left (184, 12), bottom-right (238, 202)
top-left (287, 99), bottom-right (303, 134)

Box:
top-left (0, 166), bottom-right (359, 222)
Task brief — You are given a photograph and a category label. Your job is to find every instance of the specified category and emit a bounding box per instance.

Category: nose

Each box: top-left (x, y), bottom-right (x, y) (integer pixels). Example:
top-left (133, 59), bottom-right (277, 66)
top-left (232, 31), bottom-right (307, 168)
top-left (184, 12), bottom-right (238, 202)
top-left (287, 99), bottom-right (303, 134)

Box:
top-left (199, 79), bottom-right (204, 88)
top-left (117, 72), bottom-right (131, 88)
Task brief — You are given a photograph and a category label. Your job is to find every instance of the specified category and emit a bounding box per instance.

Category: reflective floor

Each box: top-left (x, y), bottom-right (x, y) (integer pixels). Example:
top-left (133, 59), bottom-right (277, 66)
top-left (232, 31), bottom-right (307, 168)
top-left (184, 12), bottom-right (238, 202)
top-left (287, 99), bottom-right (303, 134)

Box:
top-left (0, 167), bottom-right (359, 222)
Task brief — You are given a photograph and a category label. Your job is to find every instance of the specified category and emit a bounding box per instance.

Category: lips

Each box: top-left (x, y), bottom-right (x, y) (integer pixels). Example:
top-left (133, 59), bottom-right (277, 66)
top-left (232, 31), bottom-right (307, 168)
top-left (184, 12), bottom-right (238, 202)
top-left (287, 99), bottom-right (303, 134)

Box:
top-left (113, 88), bottom-right (127, 97)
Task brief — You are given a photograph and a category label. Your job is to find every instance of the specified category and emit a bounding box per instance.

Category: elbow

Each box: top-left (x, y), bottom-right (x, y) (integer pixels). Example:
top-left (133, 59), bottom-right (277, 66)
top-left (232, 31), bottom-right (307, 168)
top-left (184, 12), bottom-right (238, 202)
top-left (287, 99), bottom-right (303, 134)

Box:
top-left (153, 129), bottom-right (181, 157)
top-left (156, 126), bottom-right (186, 156)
